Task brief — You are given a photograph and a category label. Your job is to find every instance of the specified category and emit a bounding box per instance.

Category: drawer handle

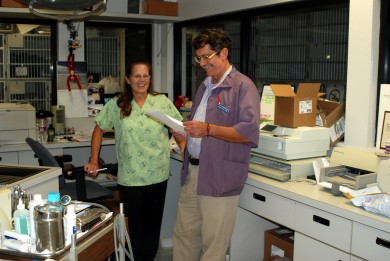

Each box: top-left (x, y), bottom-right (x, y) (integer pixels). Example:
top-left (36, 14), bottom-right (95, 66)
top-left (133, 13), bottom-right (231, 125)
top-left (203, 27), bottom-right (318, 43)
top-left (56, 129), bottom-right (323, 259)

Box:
top-left (376, 237), bottom-right (390, 249)
top-left (313, 215), bottom-right (330, 226)
top-left (253, 193), bottom-right (266, 202)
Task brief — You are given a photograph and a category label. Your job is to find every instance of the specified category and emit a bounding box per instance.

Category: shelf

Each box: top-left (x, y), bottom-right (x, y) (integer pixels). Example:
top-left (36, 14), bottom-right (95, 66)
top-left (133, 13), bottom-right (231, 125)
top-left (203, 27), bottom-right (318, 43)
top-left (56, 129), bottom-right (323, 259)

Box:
top-left (0, 8), bottom-right (180, 24)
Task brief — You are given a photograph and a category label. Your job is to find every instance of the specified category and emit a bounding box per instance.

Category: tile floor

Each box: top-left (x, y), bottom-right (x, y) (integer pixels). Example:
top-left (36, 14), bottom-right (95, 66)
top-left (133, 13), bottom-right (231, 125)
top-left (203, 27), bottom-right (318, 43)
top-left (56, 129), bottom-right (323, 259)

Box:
top-left (155, 246), bottom-right (173, 261)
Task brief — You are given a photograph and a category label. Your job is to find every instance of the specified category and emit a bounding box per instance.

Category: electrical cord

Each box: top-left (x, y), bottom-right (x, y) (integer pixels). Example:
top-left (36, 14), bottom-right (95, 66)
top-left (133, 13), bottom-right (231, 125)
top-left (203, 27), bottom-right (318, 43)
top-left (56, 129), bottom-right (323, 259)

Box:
top-left (289, 177), bottom-right (317, 185)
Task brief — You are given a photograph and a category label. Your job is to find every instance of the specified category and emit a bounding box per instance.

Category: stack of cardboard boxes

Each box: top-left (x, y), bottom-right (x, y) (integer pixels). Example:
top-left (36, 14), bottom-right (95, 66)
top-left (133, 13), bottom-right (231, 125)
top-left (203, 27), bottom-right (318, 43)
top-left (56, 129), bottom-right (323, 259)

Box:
top-left (267, 83), bottom-right (345, 146)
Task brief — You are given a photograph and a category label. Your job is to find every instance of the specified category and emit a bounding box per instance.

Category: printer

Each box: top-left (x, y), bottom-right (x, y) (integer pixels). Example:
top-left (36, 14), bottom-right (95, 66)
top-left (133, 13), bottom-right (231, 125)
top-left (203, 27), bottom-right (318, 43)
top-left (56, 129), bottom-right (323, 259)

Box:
top-left (318, 147), bottom-right (390, 193)
top-left (0, 103), bottom-right (36, 145)
top-left (252, 123), bottom-right (330, 160)
top-left (249, 123), bottom-right (330, 181)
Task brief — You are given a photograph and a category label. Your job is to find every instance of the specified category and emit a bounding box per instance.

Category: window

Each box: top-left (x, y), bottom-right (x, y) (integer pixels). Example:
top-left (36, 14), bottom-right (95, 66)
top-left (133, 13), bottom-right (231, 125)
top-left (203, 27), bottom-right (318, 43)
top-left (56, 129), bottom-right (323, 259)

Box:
top-left (250, 5), bottom-right (349, 102)
top-left (0, 22), bottom-right (56, 110)
top-left (174, 1), bottom-right (349, 103)
top-left (85, 22), bottom-right (152, 93)
top-left (179, 20), bottom-right (241, 100)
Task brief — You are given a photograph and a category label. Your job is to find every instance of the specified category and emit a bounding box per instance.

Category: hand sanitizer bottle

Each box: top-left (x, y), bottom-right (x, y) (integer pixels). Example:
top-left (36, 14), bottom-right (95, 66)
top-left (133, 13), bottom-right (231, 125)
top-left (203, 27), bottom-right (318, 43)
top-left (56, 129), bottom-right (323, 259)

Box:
top-left (28, 194), bottom-right (46, 240)
top-left (64, 204), bottom-right (76, 244)
top-left (14, 199), bottom-right (29, 235)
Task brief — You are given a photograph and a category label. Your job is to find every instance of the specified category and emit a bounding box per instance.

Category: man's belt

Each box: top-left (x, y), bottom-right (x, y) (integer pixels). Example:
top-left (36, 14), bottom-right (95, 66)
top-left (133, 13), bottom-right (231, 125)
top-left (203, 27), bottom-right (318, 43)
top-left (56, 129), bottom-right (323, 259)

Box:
top-left (189, 157), bottom-right (199, 166)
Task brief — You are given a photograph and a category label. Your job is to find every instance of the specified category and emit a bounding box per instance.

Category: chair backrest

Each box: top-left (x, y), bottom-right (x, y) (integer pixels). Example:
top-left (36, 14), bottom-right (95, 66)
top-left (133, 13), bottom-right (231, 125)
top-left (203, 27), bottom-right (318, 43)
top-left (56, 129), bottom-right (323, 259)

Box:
top-left (25, 137), bottom-right (65, 188)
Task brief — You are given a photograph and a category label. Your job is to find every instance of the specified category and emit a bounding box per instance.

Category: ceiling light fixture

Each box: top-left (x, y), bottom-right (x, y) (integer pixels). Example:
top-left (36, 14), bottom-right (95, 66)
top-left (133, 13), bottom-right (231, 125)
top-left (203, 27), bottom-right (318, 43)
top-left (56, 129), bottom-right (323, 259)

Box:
top-left (19, 0), bottom-right (108, 21)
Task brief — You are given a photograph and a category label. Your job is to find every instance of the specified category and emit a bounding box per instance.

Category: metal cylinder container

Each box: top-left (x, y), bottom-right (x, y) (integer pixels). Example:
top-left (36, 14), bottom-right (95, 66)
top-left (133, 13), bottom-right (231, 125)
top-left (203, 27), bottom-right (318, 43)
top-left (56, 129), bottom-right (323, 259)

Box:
top-left (34, 204), bottom-right (65, 253)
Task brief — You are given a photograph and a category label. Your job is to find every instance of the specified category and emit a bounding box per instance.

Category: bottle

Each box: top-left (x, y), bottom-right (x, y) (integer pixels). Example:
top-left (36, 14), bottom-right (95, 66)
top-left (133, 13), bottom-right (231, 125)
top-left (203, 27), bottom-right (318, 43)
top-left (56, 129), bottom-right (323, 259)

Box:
top-left (37, 118), bottom-right (47, 143)
top-left (47, 124), bottom-right (56, 143)
top-left (0, 207), bottom-right (12, 247)
top-left (64, 205), bottom-right (76, 244)
top-left (14, 199), bottom-right (30, 235)
top-left (47, 192), bottom-right (60, 205)
top-left (28, 194), bottom-right (46, 241)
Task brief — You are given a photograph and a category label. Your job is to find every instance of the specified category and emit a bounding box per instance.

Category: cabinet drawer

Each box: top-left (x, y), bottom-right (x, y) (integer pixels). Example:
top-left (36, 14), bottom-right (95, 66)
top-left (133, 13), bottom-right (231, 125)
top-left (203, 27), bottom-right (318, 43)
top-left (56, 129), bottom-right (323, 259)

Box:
top-left (352, 222), bottom-right (390, 261)
top-left (294, 232), bottom-right (351, 261)
top-left (0, 152), bottom-right (18, 164)
top-left (239, 184), bottom-right (295, 229)
top-left (295, 202), bottom-right (352, 252)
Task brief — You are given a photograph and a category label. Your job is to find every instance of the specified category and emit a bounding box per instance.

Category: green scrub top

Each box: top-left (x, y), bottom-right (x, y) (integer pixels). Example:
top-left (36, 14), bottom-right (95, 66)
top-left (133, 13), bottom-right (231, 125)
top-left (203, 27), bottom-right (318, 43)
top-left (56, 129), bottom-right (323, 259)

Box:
top-left (95, 93), bottom-right (183, 186)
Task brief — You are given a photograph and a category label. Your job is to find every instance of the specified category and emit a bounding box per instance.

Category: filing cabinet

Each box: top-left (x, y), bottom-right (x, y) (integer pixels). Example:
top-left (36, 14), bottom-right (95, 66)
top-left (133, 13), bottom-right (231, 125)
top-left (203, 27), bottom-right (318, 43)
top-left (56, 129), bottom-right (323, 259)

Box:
top-left (0, 152), bottom-right (18, 164)
top-left (351, 221), bottom-right (390, 260)
top-left (294, 232), bottom-right (351, 261)
top-left (239, 184), bottom-right (296, 229)
top-left (294, 202), bottom-right (352, 252)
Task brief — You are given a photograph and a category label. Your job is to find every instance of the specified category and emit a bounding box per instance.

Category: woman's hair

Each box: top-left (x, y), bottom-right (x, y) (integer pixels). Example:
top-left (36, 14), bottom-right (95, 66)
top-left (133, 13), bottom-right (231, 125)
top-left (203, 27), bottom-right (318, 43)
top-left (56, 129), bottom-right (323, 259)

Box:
top-left (117, 59), bottom-right (159, 118)
top-left (192, 28), bottom-right (232, 55)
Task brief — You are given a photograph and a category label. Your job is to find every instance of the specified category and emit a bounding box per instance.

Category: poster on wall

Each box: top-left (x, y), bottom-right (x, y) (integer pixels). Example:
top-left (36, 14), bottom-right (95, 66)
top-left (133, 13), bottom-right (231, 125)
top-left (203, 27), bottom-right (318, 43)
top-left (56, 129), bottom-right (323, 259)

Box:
top-left (56, 61), bottom-right (88, 118)
top-left (57, 89), bottom-right (88, 118)
top-left (376, 84), bottom-right (390, 149)
top-left (380, 111), bottom-right (390, 149)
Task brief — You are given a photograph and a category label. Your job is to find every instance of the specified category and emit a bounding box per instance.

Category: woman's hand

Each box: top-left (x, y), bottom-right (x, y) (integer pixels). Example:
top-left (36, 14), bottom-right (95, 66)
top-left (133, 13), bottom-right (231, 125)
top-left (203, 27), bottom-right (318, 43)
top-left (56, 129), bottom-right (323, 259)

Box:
top-left (84, 162), bottom-right (100, 177)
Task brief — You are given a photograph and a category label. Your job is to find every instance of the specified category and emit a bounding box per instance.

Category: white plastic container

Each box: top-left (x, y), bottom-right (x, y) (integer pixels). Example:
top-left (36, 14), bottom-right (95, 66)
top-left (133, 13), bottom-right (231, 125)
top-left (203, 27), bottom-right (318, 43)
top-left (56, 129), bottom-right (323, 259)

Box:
top-left (64, 204), bottom-right (76, 244)
top-left (3, 230), bottom-right (33, 244)
top-left (14, 198), bottom-right (30, 235)
top-left (28, 194), bottom-right (46, 241)
top-left (0, 208), bottom-right (12, 247)
top-left (3, 238), bottom-right (34, 252)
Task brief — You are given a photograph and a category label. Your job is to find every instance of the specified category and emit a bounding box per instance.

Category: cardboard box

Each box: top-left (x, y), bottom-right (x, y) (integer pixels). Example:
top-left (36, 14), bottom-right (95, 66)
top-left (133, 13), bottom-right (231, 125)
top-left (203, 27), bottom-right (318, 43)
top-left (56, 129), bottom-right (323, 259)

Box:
top-left (271, 83), bottom-right (321, 128)
top-left (1, 0), bottom-right (28, 8)
top-left (316, 99), bottom-right (345, 146)
top-left (144, 0), bottom-right (178, 16)
top-left (264, 228), bottom-right (294, 261)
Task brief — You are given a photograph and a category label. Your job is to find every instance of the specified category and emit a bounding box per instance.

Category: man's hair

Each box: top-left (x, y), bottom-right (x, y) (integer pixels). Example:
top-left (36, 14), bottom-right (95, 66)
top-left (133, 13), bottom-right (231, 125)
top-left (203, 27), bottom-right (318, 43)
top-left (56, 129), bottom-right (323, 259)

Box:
top-left (192, 28), bottom-right (232, 55)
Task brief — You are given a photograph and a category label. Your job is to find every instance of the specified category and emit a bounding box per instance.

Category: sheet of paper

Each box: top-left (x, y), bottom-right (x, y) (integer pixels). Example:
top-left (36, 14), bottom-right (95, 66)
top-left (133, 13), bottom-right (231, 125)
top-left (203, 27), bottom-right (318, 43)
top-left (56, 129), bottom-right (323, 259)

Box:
top-left (145, 110), bottom-right (185, 133)
top-left (57, 89), bottom-right (88, 118)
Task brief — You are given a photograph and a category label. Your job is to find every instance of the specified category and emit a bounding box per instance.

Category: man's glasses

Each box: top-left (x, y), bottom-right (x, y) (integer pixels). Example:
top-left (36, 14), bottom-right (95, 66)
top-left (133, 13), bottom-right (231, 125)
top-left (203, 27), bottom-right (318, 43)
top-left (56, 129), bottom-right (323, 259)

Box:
top-left (194, 51), bottom-right (220, 64)
top-left (132, 74), bottom-right (150, 80)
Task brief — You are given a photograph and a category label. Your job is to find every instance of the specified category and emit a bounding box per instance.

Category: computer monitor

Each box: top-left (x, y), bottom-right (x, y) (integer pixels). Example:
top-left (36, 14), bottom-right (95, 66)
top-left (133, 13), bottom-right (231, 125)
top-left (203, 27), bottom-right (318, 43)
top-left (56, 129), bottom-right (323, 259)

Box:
top-left (100, 93), bottom-right (119, 105)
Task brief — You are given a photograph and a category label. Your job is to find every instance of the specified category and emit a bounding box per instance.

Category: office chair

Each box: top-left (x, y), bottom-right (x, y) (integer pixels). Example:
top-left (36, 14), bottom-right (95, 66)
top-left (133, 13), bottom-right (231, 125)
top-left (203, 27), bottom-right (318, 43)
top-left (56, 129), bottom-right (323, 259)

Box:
top-left (25, 137), bottom-right (114, 202)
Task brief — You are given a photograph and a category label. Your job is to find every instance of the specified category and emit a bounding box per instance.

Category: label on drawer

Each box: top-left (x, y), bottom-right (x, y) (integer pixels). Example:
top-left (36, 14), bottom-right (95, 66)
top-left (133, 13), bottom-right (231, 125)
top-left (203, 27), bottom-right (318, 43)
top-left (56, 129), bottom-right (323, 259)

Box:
top-left (271, 245), bottom-right (285, 257)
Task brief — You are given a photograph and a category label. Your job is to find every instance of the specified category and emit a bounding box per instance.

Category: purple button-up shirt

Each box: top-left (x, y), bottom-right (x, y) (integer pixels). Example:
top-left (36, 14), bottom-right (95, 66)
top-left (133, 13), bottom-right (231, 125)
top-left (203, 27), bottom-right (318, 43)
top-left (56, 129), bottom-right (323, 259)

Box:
top-left (181, 66), bottom-right (260, 197)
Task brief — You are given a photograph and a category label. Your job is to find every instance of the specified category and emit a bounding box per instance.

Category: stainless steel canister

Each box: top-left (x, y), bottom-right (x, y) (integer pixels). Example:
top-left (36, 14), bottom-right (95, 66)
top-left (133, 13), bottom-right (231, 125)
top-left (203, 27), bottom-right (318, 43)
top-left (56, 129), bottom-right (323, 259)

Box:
top-left (34, 204), bottom-right (65, 253)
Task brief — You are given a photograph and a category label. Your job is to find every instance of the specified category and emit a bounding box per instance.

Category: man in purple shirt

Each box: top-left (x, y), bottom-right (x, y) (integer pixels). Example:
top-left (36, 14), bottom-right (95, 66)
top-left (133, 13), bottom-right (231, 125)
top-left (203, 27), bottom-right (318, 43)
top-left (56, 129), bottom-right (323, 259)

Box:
top-left (172, 28), bottom-right (260, 261)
